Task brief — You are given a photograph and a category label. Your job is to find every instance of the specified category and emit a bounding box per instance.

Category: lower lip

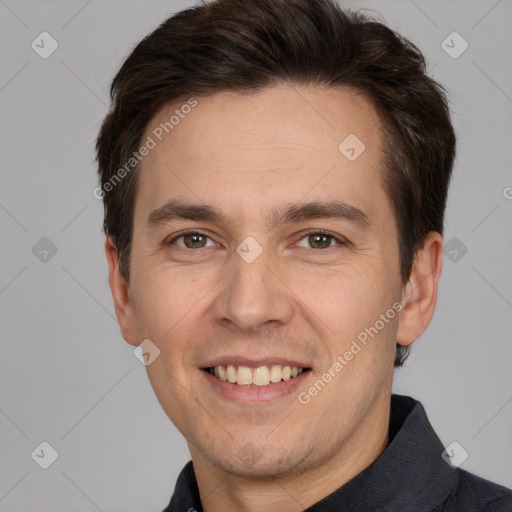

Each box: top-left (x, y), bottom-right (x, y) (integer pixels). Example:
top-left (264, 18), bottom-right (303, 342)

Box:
top-left (201, 369), bottom-right (309, 404)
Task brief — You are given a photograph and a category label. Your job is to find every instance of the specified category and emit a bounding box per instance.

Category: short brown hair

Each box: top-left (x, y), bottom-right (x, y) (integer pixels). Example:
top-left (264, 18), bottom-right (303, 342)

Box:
top-left (96, 0), bottom-right (456, 366)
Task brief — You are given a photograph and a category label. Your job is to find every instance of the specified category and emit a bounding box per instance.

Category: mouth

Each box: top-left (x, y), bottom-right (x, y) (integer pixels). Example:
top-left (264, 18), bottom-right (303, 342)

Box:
top-left (203, 364), bottom-right (310, 387)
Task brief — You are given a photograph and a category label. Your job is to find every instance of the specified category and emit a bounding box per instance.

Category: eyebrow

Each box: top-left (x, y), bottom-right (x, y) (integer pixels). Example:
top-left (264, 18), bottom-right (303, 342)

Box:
top-left (146, 199), bottom-right (370, 231)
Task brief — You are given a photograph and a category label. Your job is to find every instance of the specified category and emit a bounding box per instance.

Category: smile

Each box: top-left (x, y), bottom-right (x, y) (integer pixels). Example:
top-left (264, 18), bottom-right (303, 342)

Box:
top-left (205, 364), bottom-right (307, 386)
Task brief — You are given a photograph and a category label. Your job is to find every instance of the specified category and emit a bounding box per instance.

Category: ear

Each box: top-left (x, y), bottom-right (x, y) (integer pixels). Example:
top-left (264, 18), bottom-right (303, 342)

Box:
top-left (105, 237), bottom-right (139, 346)
top-left (396, 232), bottom-right (443, 347)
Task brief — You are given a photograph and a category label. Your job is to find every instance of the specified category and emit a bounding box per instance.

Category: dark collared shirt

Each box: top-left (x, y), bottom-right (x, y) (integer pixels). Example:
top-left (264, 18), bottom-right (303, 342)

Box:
top-left (163, 394), bottom-right (512, 511)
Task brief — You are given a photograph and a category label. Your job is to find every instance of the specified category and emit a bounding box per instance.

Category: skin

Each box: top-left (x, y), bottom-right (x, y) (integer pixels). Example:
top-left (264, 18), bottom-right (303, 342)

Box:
top-left (105, 85), bottom-right (443, 511)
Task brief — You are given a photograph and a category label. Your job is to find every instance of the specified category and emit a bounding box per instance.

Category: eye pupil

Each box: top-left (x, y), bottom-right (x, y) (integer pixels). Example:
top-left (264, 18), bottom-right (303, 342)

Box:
top-left (309, 234), bottom-right (331, 249)
top-left (185, 233), bottom-right (207, 248)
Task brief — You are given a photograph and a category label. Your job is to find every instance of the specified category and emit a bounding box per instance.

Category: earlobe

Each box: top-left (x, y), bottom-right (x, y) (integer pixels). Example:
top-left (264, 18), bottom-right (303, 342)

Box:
top-left (105, 237), bottom-right (139, 346)
top-left (396, 232), bottom-right (443, 347)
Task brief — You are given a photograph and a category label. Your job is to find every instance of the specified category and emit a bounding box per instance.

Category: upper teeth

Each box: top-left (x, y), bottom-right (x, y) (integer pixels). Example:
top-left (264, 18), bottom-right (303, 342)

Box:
top-left (209, 364), bottom-right (304, 386)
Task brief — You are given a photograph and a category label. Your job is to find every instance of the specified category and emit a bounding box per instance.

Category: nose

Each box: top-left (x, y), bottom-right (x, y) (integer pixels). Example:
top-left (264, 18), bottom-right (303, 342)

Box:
top-left (212, 243), bottom-right (295, 333)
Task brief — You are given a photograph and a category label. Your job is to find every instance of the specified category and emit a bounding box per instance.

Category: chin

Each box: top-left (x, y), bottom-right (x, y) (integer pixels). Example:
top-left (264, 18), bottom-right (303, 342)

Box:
top-left (202, 439), bottom-right (313, 479)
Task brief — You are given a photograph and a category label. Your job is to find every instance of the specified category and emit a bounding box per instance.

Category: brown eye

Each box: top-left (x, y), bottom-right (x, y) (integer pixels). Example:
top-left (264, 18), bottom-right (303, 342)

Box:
top-left (296, 231), bottom-right (344, 250)
top-left (308, 233), bottom-right (333, 249)
top-left (182, 233), bottom-right (208, 249)
top-left (168, 231), bottom-right (217, 249)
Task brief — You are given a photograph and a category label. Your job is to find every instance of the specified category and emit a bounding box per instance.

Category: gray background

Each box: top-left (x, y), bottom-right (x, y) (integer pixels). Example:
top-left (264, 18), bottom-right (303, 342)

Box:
top-left (1, 0), bottom-right (511, 510)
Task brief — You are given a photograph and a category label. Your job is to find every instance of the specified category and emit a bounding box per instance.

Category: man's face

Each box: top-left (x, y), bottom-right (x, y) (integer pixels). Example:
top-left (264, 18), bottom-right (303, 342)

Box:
top-left (126, 85), bottom-right (404, 476)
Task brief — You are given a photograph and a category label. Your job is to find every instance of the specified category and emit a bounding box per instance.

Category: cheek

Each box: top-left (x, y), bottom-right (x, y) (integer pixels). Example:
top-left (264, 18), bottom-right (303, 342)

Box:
top-left (130, 263), bottom-right (203, 347)
top-left (295, 265), bottom-right (398, 358)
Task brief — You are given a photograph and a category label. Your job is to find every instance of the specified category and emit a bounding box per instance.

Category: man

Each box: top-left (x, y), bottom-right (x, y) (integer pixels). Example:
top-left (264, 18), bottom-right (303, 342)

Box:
top-left (95, 0), bottom-right (512, 510)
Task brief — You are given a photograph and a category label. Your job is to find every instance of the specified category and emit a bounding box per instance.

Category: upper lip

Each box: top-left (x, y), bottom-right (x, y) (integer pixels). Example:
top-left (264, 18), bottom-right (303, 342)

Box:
top-left (201, 356), bottom-right (311, 369)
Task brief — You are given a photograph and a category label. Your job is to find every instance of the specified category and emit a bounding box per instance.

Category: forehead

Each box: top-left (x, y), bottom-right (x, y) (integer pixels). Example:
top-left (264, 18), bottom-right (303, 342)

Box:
top-left (134, 85), bottom-right (387, 226)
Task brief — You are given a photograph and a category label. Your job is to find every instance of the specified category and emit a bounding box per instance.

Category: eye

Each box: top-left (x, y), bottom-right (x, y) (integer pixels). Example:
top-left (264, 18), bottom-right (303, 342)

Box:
top-left (295, 230), bottom-right (346, 250)
top-left (167, 230), bottom-right (218, 250)
top-left (166, 229), bottom-right (347, 252)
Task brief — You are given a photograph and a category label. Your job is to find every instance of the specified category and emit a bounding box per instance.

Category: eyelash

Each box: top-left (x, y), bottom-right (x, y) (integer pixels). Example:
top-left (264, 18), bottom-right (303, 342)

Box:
top-left (166, 229), bottom-right (347, 253)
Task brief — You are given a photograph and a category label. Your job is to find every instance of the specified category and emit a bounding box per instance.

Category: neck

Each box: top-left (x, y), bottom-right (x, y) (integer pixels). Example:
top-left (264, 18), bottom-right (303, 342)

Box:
top-left (191, 395), bottom-right (391, 512)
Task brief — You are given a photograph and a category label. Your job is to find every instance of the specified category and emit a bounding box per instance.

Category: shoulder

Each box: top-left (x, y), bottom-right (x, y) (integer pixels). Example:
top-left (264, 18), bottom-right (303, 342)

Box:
top-left (437, 469), bottom-right (512, 512)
